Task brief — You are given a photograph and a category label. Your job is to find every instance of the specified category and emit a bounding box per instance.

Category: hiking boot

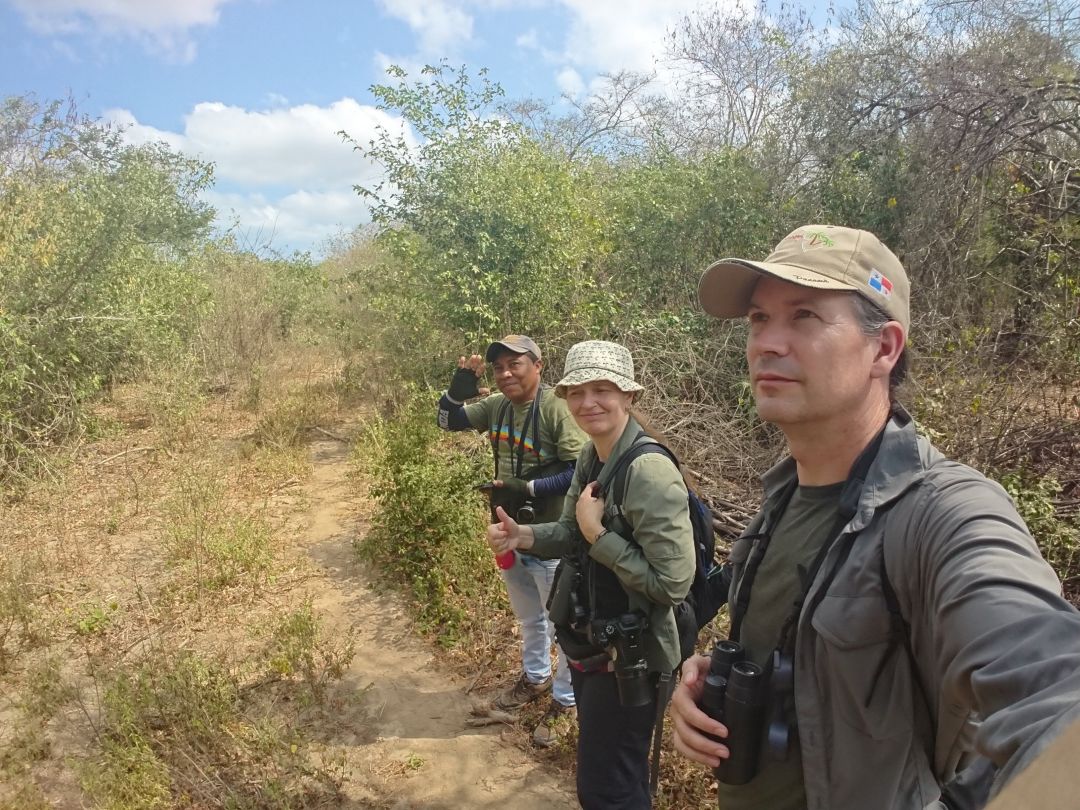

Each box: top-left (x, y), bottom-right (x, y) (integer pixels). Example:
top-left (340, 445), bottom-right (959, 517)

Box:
top-left (493, 673), bottom-right (551, 711)
top-left (532, 701), bottom-right (576, 748)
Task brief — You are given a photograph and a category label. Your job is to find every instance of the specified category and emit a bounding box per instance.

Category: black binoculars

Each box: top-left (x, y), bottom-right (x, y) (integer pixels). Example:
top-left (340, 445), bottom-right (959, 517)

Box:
top-left (590, 612), bottom-right (652, 707)
top-left (698, 639), bottom-right (768, 785)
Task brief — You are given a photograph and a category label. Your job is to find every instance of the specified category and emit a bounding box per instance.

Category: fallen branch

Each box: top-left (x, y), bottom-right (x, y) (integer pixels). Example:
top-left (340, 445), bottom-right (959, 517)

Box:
top-left (93, 446), bottom-right (157, 467)
top-left (308, 425), bottom-right (349, 443)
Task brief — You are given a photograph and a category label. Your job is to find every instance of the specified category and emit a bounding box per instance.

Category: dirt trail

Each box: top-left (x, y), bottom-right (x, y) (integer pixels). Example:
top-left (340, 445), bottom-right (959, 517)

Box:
top-left (297, 438), bottom-right (577, 809)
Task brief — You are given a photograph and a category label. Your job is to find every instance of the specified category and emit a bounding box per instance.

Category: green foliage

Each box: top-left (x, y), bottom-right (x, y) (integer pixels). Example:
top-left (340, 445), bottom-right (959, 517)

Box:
top-left (605, 150), bottom-right (779, 309)
top-left (0, 95), bottom-right (214, 482)
top-left (262, 603), bottom-right (356, 705)
top-left (72, 600), bottom-right (120, 637)
top-left (353, 389), bottom-right (508, 644)
top-left (1000, 471), bottom-right (1080, 585)
top-left (342, 63), bottom-right (617, 355)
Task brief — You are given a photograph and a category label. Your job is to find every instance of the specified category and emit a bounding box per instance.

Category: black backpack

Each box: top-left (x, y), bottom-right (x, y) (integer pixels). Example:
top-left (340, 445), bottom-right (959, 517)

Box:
top-left (606, 434), bottom-right (728, 659)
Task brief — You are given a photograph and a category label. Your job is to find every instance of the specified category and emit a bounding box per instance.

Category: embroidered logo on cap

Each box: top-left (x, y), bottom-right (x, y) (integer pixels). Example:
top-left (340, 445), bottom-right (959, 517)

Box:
top-left (785, 230), bottom-right (836, 250)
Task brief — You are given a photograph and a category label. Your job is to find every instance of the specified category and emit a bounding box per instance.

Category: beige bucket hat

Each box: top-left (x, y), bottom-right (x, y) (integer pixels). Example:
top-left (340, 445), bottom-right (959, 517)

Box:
top-left (554, 340), bottom-right (644, 398)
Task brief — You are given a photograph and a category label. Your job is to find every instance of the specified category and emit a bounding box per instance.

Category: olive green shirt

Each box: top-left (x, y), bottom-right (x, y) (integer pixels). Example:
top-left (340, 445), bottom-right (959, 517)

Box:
top-left (465, 385), bottom-right (587, 522)
top-left (717, 482), bottom-right (843, 810)
top-left (528, 418), bottom-right (696, 673)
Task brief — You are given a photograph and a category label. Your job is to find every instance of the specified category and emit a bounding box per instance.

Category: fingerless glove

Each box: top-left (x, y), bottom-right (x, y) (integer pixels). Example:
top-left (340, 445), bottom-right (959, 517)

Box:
top-left (448, 366), bottom-right (481, 401)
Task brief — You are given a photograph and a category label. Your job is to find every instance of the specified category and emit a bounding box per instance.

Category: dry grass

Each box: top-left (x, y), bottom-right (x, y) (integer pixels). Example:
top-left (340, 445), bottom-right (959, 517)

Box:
top-left (0, 349), bottom-right (361, 808)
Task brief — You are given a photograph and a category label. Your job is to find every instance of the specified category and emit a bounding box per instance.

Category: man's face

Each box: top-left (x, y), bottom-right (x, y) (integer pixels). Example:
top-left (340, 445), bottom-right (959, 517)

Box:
top-left (746, 277), bottom-right (883, 430)
top-left (490, 350), bottom-right (542, 404)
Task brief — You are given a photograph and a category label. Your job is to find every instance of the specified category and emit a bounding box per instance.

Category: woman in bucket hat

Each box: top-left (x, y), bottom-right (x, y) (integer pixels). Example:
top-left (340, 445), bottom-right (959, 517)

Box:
top-left (487, 340), bottom-right (696, 809)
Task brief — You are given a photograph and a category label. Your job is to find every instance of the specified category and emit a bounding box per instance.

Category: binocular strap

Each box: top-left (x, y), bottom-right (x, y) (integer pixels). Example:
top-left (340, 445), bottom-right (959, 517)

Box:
top-left (649, 672), bottom-right (675, 798)
top-left (492, 386), bottom-right (544, 479)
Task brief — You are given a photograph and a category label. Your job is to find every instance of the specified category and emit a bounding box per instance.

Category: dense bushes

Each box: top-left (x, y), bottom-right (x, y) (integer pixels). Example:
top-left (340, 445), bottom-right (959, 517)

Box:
top-left (336, 2), bottom-right (1078, 590)
top-left (0, 96), bottom-right (334, 485)
top-left (0, 96), bottom-right (214, 481)
top-left (353, 390), bottom-right (510, 644)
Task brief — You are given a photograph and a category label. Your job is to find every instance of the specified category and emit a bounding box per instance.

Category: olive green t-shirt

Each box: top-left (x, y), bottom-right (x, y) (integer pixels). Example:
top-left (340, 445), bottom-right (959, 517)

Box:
top-left (464, 386), bottom-right (586, 522)
top-left (716, 481), bottom-right (844, 810)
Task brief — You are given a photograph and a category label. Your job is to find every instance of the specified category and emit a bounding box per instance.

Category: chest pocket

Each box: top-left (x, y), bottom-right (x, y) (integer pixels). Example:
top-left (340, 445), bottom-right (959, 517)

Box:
top-left (811, 594), bottom-right (914, 740)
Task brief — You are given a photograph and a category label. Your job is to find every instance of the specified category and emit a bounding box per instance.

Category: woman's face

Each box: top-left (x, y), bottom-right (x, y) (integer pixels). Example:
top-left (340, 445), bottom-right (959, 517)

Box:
top-left (564, 380), bottom-right (635, 438)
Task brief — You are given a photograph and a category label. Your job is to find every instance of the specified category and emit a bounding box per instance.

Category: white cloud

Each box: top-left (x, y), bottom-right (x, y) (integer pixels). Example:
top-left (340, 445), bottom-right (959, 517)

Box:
top-left (555, 0), bottom-right (707, 74)
top-left (555, 67), bottom-right (585, 98)
top-left (376, 0), bottom-right (475, 56)
top-left (9, 0), bottom-right (238, 61)
top-left (205, 189), bottom-right (372, 254)
top-left (107, 100), bottom-right (411, 190)
top-left (104, 99), bottom-right (416, 255)
top-left (515, 28), bottom-right (538, 49)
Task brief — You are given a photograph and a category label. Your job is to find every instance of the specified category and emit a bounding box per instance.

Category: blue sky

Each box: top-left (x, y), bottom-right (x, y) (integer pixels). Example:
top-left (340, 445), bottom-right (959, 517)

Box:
top-left (2, 0), bottom-right (733, 256)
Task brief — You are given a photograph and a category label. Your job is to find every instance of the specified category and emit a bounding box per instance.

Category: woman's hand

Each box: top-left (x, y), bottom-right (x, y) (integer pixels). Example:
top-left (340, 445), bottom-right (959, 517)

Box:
top-left (576, 482), bottom-right (605, 544)
top-left (487, 506), bottom-right (534, 553)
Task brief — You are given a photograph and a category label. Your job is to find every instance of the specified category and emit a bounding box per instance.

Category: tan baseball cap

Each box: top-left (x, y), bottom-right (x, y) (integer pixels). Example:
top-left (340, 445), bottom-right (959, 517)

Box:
top-left (698, 225), bottom-right (910, 330)
top-left (485, 334), bottom-right (542, 361)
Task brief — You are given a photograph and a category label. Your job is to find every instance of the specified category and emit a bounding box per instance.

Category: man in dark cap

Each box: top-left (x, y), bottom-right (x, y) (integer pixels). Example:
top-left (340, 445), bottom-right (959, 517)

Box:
top-left (439, 335), bottom-right (586, 746)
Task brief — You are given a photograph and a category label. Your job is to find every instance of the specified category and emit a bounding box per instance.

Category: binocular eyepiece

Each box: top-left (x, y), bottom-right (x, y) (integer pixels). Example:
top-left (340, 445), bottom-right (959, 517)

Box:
top-left (590, 612), bottom-right (652, 708)
top-left (698, 640), bottom-right (768, 785)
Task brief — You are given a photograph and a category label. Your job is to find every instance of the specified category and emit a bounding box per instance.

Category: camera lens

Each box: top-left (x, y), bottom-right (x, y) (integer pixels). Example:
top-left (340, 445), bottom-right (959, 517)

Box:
top-left (517, 503), bottom-right (536, 524)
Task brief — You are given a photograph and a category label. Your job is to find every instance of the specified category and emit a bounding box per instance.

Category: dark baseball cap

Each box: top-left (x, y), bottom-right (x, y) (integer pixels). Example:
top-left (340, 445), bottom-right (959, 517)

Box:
top-left (485, 334), bottom-right (542, 361)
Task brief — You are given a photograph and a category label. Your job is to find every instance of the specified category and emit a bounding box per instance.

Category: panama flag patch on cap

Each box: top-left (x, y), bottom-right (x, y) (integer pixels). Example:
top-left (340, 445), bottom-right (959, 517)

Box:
top-left (868, 269), bottom-right (894, 297)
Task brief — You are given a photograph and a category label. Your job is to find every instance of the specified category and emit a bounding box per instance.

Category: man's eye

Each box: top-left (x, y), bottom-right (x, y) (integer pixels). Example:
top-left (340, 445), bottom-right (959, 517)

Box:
top-left (794, 309), bottom-right (816, 319)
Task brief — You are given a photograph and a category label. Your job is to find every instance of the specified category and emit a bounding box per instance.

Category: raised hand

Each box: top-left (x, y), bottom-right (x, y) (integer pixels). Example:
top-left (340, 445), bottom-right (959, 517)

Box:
top-left (576, 481), bottom-right (605, 543)
top-left (448, 354), bottom-right (484, 401)
top-left (486, 505), bottom-right (521, 554)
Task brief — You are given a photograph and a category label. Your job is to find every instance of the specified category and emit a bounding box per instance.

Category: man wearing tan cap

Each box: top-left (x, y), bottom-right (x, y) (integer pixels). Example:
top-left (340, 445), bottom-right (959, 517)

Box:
top-left (438, 334), bottom-right (586, 747)
top-left (670, 225), bottom-right (1080, 809)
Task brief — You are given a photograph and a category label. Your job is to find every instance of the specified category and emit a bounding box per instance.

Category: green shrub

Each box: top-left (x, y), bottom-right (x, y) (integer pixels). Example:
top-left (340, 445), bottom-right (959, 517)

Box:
top-left (262, 603), bottom-right (356, 706)
top-left (354, 389), bottom-right (508, 644)
top-left (72, 600), bottom-right (120, 637)
top-left (999, 471), bottom-right (1080, 587)
top-left (0, 95), bottom-right (214, 483)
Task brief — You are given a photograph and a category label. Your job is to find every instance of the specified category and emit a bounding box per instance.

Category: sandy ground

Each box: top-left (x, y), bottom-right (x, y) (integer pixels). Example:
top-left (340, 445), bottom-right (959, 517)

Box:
top-left (296, 438), bottom-right (578, 809)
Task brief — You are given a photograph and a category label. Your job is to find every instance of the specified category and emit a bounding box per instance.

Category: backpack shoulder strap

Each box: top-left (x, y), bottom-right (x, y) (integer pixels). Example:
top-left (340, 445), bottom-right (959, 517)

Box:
top-left (605, 433), bottom-right (676, 526)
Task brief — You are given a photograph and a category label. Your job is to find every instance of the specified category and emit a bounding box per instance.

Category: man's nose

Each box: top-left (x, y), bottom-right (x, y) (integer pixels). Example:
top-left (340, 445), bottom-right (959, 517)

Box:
top-left (749, 323), bottom-right (789, 356)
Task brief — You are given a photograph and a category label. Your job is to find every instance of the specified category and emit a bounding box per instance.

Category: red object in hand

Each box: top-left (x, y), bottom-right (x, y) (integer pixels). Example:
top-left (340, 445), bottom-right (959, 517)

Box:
top-left (495, 550), bottom-right (516, 570)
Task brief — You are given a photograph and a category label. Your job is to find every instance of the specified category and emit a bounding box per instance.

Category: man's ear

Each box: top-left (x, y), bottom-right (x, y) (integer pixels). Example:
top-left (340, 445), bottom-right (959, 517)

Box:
top-left (871, 321), bottom-right (906, 379)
